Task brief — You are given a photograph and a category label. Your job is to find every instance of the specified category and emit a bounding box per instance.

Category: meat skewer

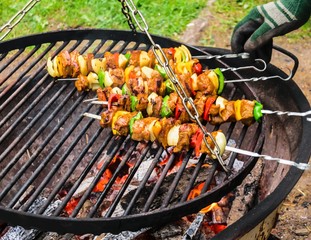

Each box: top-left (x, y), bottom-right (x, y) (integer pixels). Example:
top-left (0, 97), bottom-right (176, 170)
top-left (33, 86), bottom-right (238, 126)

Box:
top-left (83, 110), bottom-right (227, 158)
top-left (83, 111), bottom-right (309, 170)
top-left (53, 60), bottom-right (224, 97)
top-left (91, 92), bottom-right (262, 126)
top-left (47, 45), bottom-right (199, 78)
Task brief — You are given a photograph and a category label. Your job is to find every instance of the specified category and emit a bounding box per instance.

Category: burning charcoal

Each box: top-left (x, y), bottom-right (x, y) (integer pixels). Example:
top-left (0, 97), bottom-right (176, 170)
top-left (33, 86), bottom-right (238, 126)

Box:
top-left (121, 166), bottom-right (211, 214)
top-left (211, 204), bottom-right (226, 224)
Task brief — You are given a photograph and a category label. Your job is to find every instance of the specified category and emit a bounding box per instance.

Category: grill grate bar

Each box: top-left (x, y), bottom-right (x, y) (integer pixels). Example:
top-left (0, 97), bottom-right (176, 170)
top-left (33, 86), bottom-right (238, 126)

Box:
top-left (124, 148), bottom-right (164, 215)
top-left (0, 77), bottom-right (54, 143)
top-left (85, 139), bottom-right (138, 217)
top-left (161, 151), bottom-right (193, 208)
top-left (12, 90), bottom-right (87, 211)
top-left (143, 153), bottom-right (176, 211)
top-left (52, 131), bottom-right (114, 217)
top-left (104, 142), bottom-right (152, 218)
top-left (0, 83), bottom-right (73, 202)
top-left (70, 138), bottom-right (137, 217)
top-left (85, 139), bottom-right (138, 218)
top-left (0, 48), bottom-right (24, 76)
top-left (69, 135), bottom-right (126, 217)
top-left (227, 125), bottom-right (249, 169)
top-left (0, 45), bottom-right (41, 96)
top-left (179, 155), bottom-right (209, 202)
top-left (0, 81), bottom-right (68, 177)
top-left (34, 106), bottom-right (104, 214)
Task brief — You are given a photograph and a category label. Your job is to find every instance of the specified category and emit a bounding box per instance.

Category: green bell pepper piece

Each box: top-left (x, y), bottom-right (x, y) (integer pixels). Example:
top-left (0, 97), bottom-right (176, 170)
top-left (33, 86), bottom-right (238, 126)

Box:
top-left (253, 101), bottom-right (263, 122)
top-left (122, 84), bottom-right (130, 95)
top-left (130, 95), bottom-right (138, 112)
top-left (154, 64), bottom-right (167, 78)
top-left (160, 95), bottom-right (173, 118)
top-left (129, 111), bottom-right (143, 135)
top-left (125, 53), bottom-right (131, 60)
top-left (165, 79), bottom-right (175, 95)
top-left (214, 68), bottom-right (225, 95)
top-left (98, 69), bottom-right (105, 88)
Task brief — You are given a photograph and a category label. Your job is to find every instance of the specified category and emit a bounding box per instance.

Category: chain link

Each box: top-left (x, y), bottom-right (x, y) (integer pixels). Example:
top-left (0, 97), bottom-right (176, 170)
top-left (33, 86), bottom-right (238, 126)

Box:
top-left (0, 0), bottom-right (41, 41)
top-left (119, 0), bottom-right (228, 172)
top-left (118, 0), bottom-right (137, 34)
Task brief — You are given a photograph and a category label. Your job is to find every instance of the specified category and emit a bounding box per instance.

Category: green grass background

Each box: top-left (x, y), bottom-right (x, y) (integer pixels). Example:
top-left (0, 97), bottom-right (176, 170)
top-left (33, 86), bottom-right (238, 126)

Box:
top-left (1, 0), bottom-right (309, 41)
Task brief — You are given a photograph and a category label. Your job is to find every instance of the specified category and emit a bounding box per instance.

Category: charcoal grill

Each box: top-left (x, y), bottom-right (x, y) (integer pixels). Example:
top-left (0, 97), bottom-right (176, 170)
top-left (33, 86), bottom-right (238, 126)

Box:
top-left (0, 29), bottom-right (309, 237)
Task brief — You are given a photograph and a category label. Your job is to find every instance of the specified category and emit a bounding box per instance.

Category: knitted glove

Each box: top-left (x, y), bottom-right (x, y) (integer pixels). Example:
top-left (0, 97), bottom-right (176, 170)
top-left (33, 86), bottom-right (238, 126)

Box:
top-left (231, 0), bottom-right (311, 62)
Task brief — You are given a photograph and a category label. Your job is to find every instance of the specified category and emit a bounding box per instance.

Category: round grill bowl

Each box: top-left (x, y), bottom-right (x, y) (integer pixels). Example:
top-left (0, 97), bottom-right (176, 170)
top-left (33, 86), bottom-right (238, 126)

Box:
top-left (0, 30), bottom-right (310, 238)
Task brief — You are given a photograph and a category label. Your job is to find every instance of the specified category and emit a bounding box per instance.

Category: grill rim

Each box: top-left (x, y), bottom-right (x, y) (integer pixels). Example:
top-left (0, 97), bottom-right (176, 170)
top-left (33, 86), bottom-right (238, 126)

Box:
top-left (0, 29), bottom-right (270, 235)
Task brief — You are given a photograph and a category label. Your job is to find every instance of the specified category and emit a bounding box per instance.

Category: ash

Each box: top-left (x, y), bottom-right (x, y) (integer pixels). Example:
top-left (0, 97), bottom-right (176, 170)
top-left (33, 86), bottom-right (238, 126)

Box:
top-left (1, 197), bottom-right (61, 240)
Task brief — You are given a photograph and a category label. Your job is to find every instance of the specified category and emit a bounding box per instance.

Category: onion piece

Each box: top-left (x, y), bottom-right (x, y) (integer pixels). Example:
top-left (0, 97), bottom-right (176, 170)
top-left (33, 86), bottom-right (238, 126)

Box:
top-left (111, 87), bottom-right (122, 95)
top-left (147, 92), bottom-right (158, 116)
top-left (167, 125), bottom-right (180, 146)
top-left (211, 131), bottom-right (227, 159)
top-left (104, 71), bottom-right (114, 87)
top-left (47, 57), bottom-right (57, 77)
top-left (119, 54), bottom-right (128, 69)
top-left (140, 51), bottom-right (151, 67)
top-left (141, 66), bottom-right (154, 79)
top-left (52, 56), bottom-right (60, 77)
top-left (78, 55), bottom-right (88, 75)
top-left (191, 73), bottom-right (198, 91)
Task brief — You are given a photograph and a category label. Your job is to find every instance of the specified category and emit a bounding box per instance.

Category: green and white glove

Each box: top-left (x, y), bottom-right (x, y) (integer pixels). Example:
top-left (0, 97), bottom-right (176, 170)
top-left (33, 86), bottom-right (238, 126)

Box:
top-left (231, 0), bottom-right (311, 62)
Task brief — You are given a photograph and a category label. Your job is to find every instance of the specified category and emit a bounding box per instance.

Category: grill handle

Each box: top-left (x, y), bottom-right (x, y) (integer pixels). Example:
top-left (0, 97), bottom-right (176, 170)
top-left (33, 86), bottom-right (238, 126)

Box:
top-left (272, 45), bottom-right (299, 79)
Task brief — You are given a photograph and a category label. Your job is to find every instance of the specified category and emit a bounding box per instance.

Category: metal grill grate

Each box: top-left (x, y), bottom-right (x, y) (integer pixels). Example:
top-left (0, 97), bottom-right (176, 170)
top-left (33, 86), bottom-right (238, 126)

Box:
top-left (0, 29), bottom-right (264, 234)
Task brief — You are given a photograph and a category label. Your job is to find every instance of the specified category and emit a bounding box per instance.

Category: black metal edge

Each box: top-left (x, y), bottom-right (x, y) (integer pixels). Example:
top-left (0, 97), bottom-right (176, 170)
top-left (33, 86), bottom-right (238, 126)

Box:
top-left (0, 28), bottom-right (177, 53)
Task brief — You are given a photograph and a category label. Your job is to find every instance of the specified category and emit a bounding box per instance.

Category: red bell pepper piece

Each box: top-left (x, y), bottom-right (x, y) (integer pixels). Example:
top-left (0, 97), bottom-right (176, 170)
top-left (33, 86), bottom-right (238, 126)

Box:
top-left (113, 52), bottom-right (119, 66)
top-left (108, 93), bottom-right (121, 110)
top-left (167, 47), bottom-right (175, 58)
top-left (203, 96), bottom-right (217, 121)
top-left (175, 103), bottom-right (183, 119)
top-left (190, 129), bottom-right (203, 157)
top-left (193, 63), bottom-right (203, 75)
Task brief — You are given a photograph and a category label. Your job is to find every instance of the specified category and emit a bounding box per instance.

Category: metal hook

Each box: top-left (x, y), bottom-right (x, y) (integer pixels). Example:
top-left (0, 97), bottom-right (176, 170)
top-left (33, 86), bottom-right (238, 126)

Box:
top-left (219, 58), bottom-right (267, 73)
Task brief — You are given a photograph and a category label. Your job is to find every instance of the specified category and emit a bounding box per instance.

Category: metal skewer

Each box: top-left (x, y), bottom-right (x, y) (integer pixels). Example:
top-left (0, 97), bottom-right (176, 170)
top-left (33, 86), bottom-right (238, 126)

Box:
top-left (225, 146), bottom-right (309, 170)
top-left (82, 112), bottom-right (310, 170)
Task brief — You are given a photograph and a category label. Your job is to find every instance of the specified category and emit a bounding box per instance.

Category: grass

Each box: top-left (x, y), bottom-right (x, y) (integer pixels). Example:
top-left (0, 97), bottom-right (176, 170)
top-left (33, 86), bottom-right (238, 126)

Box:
top-left (0, 0), bottom-right (207, 40)
top-left (1, 0), bottom-right (309, 44)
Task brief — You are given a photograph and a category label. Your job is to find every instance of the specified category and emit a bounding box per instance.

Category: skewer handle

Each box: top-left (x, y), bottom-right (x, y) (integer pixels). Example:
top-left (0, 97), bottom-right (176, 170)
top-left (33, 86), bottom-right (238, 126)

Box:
top-left (225, 146), bottom-right (310, 170)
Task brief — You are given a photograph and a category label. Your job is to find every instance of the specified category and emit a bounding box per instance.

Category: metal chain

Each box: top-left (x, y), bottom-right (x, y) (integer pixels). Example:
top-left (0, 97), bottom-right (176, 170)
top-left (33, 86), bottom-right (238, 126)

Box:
top-left (119, 0), bottom-right (228, 172)
top-left (118, 0), bottom-right (137, 33)
top-left (0, 0), bottom-right (41, 41)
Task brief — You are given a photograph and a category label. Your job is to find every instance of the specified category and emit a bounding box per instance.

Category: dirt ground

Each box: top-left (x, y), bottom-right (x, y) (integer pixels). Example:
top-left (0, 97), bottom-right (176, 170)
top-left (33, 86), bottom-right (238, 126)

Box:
top-left (178, 3), bottom-right (311, 240)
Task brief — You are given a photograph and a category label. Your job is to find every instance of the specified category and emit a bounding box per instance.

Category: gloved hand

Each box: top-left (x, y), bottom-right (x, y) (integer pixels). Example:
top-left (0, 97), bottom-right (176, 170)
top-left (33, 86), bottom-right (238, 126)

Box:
top-left (231, 0), bottom-right (311, 62)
